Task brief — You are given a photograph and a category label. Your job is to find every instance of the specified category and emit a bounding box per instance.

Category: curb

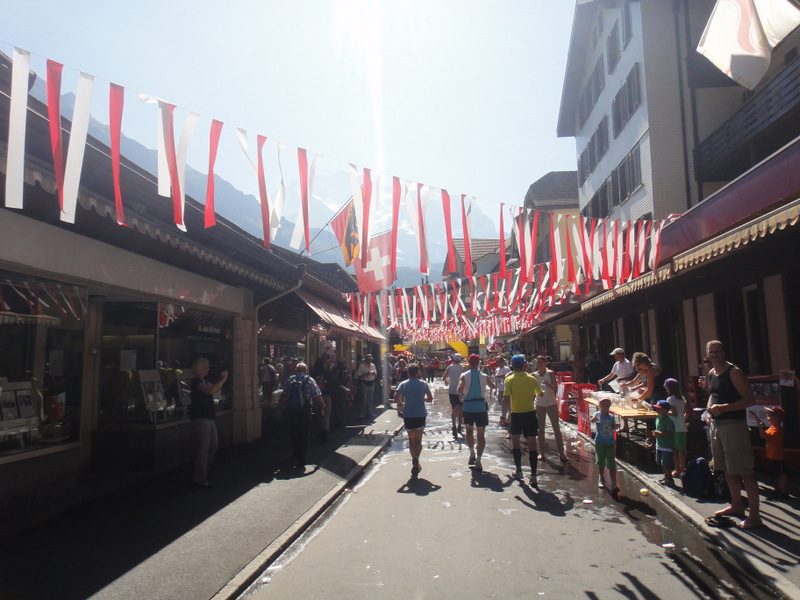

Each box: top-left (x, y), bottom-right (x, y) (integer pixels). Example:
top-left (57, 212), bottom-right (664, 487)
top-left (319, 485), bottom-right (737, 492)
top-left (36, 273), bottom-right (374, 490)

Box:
top-left (213, 415), bottom-right (406, 600)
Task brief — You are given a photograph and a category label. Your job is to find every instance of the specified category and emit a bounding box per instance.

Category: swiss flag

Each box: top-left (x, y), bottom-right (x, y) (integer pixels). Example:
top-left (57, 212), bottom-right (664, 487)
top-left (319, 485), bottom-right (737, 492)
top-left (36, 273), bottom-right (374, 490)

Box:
top-left (354, 230), bottom-right (396, 294)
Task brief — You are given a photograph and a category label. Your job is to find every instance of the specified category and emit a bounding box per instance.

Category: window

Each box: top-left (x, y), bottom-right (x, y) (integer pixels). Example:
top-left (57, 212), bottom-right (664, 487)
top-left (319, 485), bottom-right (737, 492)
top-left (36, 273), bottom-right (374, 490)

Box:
top-left (612, 63), bottom-right (640, 137)
top-left (579, 117), bottom-right (610, 184)
top-left (578, 57), bottom-right (605, 128)
top-left (621, 2), bottom-right (633, 47)
top-left (607, 22), bottom-right (620, 73)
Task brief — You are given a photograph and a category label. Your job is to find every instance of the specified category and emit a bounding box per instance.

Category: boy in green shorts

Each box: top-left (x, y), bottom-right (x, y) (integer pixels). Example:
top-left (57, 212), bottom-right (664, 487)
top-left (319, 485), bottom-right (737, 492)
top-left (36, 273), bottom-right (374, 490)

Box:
top-left (647, 400), bottom-right (676, 485)
top-left (591, 397), bottom-right (619, 496)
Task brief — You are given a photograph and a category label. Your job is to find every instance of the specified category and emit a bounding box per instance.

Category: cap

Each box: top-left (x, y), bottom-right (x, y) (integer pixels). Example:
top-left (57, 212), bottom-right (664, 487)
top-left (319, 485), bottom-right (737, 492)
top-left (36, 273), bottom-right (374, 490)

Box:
top-left (664, 378), bottom-right (679, 387)
top-left (610, 348), bottom-right (625, 356)
top-left (654, 400), bottom-right (670, 410)
top-left (453, 353), bottom-right (462, 362)
top-left (468, 354), bottom-right (481, 365)
top-left (765, 406), bottom-right (786, 418)
top-left (511, 354), bottom-right (526, 368)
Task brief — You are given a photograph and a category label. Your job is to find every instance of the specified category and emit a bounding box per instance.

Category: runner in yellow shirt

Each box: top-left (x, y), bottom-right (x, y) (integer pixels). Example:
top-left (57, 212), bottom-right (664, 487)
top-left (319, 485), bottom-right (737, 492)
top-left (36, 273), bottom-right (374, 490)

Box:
top-left (501, 354), bottom-right (543, 486)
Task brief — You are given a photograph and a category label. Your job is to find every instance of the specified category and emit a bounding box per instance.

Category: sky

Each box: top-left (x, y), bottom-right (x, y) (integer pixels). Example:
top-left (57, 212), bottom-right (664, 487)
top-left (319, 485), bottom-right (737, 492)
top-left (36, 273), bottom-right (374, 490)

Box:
top-left (1, 0), bottom-right (578, 255)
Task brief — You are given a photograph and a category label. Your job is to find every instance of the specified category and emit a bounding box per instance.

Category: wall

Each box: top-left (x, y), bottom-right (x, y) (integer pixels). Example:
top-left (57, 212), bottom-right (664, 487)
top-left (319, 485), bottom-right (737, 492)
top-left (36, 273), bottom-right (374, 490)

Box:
top-left (763, 274), bottom-right (791, 374)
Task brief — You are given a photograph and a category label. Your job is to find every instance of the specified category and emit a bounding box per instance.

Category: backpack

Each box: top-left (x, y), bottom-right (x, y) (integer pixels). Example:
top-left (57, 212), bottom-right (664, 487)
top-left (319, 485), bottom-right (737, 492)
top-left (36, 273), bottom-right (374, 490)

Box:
top-left (286, 375), bottom-right (309, 412)
top-left (681, 457), bottom-right (713, 498)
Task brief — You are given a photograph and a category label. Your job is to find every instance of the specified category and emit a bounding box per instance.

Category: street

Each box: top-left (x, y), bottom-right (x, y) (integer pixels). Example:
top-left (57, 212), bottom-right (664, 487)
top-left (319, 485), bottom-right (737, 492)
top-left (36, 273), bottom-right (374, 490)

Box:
top-left (241, 382), bottom-right (771, 600)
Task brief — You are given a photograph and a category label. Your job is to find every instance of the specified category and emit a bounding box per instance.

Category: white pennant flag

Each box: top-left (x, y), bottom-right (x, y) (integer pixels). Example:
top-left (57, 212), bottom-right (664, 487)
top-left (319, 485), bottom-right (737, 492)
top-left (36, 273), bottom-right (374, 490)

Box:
top-left (271, 142), bottom-right (287, 239)
top-left (61, 72), bottom-right (95, 223)
top-left (6, 48), bottom-right (32, 209)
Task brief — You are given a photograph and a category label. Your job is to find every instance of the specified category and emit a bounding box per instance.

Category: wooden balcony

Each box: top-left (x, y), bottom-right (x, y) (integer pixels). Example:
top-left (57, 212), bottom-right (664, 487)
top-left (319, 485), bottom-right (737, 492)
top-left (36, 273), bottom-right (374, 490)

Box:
top-left (694, 58), bottom-right (800, 183)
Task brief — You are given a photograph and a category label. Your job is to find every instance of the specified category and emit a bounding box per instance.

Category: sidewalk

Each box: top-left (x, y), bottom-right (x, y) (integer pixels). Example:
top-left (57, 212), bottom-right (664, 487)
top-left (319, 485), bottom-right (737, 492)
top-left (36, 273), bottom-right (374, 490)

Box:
top-left (616, 438), bottom-right (800, 600)
top-left (0, 405), bottom-right (406, 600)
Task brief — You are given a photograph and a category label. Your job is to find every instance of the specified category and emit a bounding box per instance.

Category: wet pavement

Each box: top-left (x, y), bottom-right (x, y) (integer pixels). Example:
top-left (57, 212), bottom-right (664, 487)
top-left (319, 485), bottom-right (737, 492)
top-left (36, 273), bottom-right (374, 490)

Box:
top-left (240, 384), bottom-right (778, 599)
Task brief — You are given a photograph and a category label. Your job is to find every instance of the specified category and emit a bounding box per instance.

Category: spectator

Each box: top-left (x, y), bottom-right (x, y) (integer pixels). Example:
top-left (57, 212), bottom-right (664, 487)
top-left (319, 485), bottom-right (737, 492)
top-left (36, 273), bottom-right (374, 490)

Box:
top-left (533, 355), bottom-right (567, 463)
top-left (597, 348), bottom-right (636, 389)
top-left (355, 354), bottom-right (378, 419)
top-left (705, 339), bottom-right (761, 530)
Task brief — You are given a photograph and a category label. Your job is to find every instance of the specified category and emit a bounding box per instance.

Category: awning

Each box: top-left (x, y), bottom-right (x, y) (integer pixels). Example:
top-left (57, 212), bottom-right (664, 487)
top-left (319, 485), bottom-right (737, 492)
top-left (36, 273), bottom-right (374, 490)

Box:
top-left (672, 198), bottom-right (800, 273)
top-left (581, 265), bottom-right (673, 312)
top-left (296, 290), bottom-right (385, 343)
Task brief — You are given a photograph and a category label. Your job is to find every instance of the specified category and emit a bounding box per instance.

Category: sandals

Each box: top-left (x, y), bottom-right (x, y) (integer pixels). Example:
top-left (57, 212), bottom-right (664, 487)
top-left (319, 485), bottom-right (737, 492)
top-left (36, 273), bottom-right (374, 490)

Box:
top-left (705, 515), bottom-right (736, 528)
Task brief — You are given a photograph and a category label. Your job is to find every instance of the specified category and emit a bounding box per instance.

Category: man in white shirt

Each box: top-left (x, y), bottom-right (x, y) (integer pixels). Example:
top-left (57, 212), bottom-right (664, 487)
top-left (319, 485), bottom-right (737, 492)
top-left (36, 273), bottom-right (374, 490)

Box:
top-left (443, 354), bottom-right (464, 438)
top-left (355, 354), bottom-right (378, 419)
top-left (598, 348), bottom-right (636, 389)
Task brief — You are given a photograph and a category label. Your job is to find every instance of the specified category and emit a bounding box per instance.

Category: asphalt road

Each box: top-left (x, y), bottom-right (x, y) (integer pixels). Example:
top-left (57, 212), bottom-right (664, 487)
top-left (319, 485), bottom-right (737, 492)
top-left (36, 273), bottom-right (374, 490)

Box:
top-left (241, 383), bottom-right (772, 600)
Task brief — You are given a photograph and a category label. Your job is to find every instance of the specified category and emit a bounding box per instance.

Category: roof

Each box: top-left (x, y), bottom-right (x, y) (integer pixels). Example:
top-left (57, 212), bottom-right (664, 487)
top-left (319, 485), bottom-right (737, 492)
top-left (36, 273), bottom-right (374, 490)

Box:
top-left (524, 171), bottom-right (579, 210)
top-left (451, 238), bottom-right (506, 263)
top-left (302, 262), bottom-right (359, 294)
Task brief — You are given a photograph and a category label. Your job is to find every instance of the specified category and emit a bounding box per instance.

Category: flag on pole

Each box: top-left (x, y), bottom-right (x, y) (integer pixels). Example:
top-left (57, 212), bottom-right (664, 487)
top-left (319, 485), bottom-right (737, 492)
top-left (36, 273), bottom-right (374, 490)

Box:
top-left (331, 199), bottom-right (360, 266)
top-left (354, 231), bottom-right (396, 294)
top-left (697, 0), bottom-right (800, 90)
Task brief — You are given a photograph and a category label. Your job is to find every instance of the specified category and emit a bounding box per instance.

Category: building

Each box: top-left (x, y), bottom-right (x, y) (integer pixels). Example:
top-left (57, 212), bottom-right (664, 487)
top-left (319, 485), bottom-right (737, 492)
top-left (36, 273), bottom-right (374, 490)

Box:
top-left (0, 51), bottom-right (382, 531)
top-left (545, 0), bottom-right (800, 439)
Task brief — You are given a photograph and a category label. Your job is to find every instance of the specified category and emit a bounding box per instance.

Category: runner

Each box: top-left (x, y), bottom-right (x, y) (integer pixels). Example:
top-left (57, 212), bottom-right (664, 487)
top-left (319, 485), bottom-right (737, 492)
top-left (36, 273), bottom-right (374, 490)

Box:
top-left (493, 356), bottom-right (511, 408)
top-left (394, 363), bottom-right (433, 477)
top-left (501, 354), bottom-right (543, 486)
top-left (457, 354), bottom-right (495, 471)
top-left (443, 354), bottom-right (464, 438)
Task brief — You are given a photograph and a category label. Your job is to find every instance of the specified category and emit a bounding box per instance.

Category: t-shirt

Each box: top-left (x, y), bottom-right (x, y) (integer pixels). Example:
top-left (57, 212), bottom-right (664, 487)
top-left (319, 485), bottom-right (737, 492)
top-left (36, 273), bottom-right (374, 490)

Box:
top-left (594, 411), bottom-right (615, 445)
top-left (611, 359), bottom-right (635, 380)
top-left (503, 371), bottom-right (542, 413)
top-left (396, 378), bottom-right (430, 418)
top-left (655, 414), bottom-right (675, 450)
top-left (667, 394), bottom-right (688, 433)
top-left (190, 377), bottom-right (215, 419)
top-left (764, 425), bottom-right (785, 461)
top-left (533, 370), bottom-right (558, 408)
top-left (356, 362), bottom-right (377, 382)
top-left (494, 366), bottom-right (511, 391)
top-left (445, 363), bottom-right (464, 394)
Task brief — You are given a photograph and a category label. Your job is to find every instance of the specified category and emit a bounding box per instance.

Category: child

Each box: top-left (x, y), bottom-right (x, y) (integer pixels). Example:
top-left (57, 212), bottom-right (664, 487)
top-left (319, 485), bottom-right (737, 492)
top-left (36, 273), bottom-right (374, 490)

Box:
top-left (591, 397), bottom-right (619, 496)
top-left (756, 406), bottom-right (788, 497)
top-left (664, 378), bottom-right (688, 478)
top-left (646, 400), bottom-right (675, 485)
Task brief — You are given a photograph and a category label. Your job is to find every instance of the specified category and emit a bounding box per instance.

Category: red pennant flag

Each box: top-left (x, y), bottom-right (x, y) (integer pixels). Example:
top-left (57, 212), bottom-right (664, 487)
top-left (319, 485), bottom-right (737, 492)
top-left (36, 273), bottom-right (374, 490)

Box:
top-left (297, 148), bottom-right (310, 253)
top-left (204, 119), bottom-right (223, 228)
top-left (158, 102), bottom-right (184, 229)
top-left (354, 231), bottom-right (396, 294)
top-left (517, 208), bottom-right (527, 283)
top-left (109, 83), bottom-right (126, 226)
top-left (442, 189), bottom-right (456, 273)
top-left (416, 183), bottom-right (429, 274)
top-left (460, 194), bottom-right (473, 278)
top-left (391, 176), bottom-right (401, 272)
top-left (565, 215), bottom-right (578, 293)
top-left (361, 168), bottom-right (373, 267)
top-left (257, 135), bottom-right (271, 248)
top-left (499, 204), bottom-right (507, 278)
top-left (530, 210), bottom-right (540, 270)
top-left (46, 60), bottom-right (65, 212)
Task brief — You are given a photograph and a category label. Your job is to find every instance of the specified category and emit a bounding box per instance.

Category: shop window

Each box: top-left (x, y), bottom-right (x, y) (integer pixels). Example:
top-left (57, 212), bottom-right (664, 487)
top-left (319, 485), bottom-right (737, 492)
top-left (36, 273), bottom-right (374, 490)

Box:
top-left (0, 272), bottom-right (87, 457)
top-left (98, 302), bottom-right (233, 425)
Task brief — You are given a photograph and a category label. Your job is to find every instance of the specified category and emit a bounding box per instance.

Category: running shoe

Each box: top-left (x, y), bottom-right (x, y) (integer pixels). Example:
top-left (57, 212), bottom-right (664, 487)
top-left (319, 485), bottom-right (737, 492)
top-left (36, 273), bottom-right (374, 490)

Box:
top-left (598, 476), bottom-right (606, 489)
top-left (529, 474), bottom-right (538, 487)
top-left (468, 452), bottom-right (476, 466)
top-left (452, 426), bottom-right (458, 438)
top-left (512, 468), bottom-right (523, 480)
top-left (474, 458), bottom-right (482, 471)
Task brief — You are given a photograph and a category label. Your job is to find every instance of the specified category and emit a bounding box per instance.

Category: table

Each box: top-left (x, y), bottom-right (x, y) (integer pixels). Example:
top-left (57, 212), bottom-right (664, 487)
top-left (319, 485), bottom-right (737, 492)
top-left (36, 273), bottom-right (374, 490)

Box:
top-left (580, 392), bottom-right (658, 460)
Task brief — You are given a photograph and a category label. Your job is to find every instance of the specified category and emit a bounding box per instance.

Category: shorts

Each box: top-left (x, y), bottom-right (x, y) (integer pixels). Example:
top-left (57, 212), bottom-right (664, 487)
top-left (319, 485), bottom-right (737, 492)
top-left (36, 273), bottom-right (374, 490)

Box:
top-left (464, 411), bottom-right (489, 428)
top-left (655, 448), bottom-right (674, 468)
top-left (595, 442), bottom-right (616, 469)
top-left (673, 431), bottom-right (687, 452)
top-left (508, 411), bottom-right (538, 438)
top-left (710, 419), bottom-right (754, 476)
top-left (449, 393), bottom-right (463, 407)
top-left (404, 416), bottom-right (426, 431)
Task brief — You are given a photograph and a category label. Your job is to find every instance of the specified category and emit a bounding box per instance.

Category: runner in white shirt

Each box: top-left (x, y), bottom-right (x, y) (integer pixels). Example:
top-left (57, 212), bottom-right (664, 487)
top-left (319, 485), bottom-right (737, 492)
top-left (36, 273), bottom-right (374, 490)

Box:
top-left (443, 354), bottom-right (464, 438)
top-left (493, 357), bottom-right (511, 408)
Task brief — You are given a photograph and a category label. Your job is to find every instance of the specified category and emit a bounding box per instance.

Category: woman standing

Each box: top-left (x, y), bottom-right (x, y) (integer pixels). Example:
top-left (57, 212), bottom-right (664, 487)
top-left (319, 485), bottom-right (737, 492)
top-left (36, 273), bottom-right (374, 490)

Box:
top-left (533, 356), bottom-right (567, 462)
top-left (189, 357), bottom-right (228, 487)
top-left (630, 352), bottom-right (668, 405)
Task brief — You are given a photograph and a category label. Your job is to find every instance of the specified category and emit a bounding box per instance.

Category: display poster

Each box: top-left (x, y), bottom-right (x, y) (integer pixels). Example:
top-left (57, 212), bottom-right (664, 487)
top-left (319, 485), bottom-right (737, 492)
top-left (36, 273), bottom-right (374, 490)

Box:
top-left (780, 370), bottom-right (796, 387)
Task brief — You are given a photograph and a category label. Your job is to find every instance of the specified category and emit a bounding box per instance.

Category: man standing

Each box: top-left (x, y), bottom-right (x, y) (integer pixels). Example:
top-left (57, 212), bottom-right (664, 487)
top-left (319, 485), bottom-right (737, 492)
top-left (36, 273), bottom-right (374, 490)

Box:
top-left (259, 357), bottom-right (277, 405)
top-left (493, 356), bottom-right (511, 407)
top-left (279, 362), bottom-right (325, 471)
top-left (457, 354), bottom-right (495, 471)
top-left (355, 354), bottom-right (378, 419)
top-left (501, 354), bottom-right (543, 486)
top-left (597, 348), bottom-right (636, 389)
top-left (394, 363), bottom-right (433, 477)
top-left (443, 353), bottom-right (464, 438)
top-left (706, 340), bottom-right (761, 530)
